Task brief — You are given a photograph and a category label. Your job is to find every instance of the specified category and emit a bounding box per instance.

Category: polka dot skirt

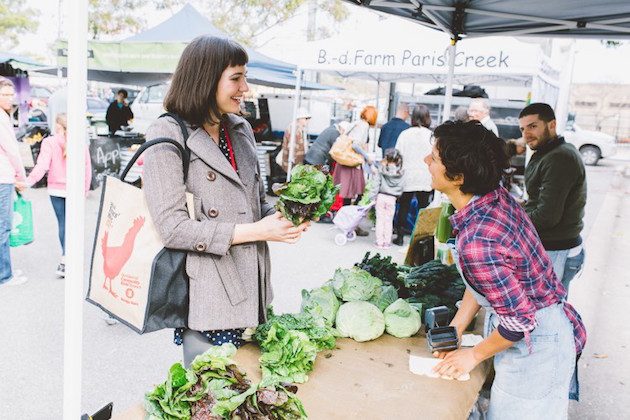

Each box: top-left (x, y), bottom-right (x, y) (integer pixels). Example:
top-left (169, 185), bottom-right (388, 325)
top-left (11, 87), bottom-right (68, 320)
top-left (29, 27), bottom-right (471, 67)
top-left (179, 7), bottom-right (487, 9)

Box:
top-left (173, 327), bottom-right (246, 347)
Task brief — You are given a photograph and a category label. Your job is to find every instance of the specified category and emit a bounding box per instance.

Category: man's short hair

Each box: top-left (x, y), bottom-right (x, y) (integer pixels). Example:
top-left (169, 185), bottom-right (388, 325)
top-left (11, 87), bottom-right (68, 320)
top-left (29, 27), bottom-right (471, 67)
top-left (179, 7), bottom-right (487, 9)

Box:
top-left (117, 89), bottom-right (128, 98)
top-left (470, 98), bottom-right (490, 111)
top-left (434, 121), bottom-right (509, 195)
top-left (519, 102), bottom-right (555, 122)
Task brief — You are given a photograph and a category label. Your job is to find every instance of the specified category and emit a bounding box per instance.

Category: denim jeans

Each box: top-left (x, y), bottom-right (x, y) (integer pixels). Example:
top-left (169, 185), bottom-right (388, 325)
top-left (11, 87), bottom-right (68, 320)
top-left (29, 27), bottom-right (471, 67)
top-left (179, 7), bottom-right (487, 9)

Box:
top-left (547, 247), bottom-right (586, 292)
top-left (0, 183), bottom-right (14, 283)
top-left (50, 196), bottom-right (66, 255)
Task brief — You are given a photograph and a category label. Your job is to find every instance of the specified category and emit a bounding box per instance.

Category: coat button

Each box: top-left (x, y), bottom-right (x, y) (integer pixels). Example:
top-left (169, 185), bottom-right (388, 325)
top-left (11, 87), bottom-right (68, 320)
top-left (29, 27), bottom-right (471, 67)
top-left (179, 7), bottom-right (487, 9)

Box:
top-left (206, 171), bottom-right (216, 181)
top-left (208, 207), bottom-right (219, 218)
top-left (195, 242), bottom-right (206, 251)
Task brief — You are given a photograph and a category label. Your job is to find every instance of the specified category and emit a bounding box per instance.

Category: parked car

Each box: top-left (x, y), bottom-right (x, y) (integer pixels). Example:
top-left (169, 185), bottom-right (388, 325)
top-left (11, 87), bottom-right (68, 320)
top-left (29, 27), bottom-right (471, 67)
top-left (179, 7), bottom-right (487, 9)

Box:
top-left (563, 123), bottom-right (617, 165)
top-left (130, 83), bottom-right (168, 134)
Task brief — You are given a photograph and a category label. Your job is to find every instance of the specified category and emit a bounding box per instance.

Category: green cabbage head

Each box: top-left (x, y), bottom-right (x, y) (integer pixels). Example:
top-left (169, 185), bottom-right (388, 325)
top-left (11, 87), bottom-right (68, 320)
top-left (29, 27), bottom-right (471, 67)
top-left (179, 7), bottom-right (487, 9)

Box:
top-left (384, 299), bottom-right (422, 338)
top-left (301, 285), bottom-right (341, 326)
top-left (331, 267), bottom-right (383, 302)
top-left (335, 301), bottom-right (385, 342)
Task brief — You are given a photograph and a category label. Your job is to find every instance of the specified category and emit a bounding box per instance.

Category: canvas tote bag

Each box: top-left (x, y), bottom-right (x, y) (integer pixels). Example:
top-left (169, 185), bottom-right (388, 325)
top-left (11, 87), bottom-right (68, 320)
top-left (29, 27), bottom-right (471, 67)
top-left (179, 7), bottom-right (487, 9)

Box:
top-left (87, 113), bottom-right (192, 334)
top-left (329, 123), bottom-right (364, 167)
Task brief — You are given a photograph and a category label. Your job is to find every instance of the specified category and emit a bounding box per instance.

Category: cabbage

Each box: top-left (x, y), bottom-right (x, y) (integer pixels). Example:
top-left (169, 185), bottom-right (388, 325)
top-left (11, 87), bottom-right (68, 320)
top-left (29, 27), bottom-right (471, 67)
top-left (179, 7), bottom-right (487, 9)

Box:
top-left (368, 285), bottom-right (399, 311)
top-left (331, 267), bottom-right (383, 302)
top-left (383, 299), bottom-right (422, 338)
top-left (300, 285), bottom-right (341, 326)
top-left (335, 301), bottom-right (385, 342)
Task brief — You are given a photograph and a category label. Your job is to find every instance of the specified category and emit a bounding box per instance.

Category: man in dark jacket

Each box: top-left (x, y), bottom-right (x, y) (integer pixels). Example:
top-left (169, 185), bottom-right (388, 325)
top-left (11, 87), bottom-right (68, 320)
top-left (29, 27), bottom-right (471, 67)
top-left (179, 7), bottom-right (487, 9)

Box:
top-left (304, 121), bottom-right (349, 166)
top-left (519, 103), bottom-right (586, 292)
top-left (377, 103), bottom-right (409, 151)
top-left (106, 89), bottom-right (134, 135)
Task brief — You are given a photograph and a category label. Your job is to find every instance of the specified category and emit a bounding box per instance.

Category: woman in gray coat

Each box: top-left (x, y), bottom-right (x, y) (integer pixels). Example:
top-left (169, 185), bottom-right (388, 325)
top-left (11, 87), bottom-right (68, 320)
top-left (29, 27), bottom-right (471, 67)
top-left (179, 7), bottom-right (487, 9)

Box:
top-left (142, 36), bottom-right (309, 366)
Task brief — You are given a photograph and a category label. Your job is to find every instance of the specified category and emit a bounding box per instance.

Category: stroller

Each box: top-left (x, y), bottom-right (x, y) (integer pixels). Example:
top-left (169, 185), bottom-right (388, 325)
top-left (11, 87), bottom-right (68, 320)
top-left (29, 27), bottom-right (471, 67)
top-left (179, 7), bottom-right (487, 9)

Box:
top-left (332, 202), bottom-right (375, 246)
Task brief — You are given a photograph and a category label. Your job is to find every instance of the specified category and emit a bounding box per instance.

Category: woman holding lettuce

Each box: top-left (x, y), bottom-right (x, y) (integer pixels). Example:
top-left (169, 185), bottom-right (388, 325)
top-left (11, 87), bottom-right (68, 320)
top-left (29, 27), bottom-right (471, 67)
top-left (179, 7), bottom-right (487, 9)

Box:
top-left (142, 36), bottom-right (309, 366)
top-left (425, 121), bottom-right (585, 418)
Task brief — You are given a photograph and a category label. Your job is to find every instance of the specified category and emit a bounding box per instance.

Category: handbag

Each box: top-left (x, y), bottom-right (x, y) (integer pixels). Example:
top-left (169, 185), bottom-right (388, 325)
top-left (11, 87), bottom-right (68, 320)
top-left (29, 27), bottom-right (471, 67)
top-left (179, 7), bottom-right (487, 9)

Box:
top-left (329, 124), bottom-right (364, 167)
top-left (9, 192), bottom-right (34, 247)
top-left (86, 113), bottom-right (192, 334)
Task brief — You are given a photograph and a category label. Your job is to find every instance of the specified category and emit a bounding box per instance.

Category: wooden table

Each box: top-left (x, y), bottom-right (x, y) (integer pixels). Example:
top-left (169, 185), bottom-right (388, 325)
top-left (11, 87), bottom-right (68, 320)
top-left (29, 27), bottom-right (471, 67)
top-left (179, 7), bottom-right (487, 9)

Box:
top-left (117, 334), bottom-right (489, 420)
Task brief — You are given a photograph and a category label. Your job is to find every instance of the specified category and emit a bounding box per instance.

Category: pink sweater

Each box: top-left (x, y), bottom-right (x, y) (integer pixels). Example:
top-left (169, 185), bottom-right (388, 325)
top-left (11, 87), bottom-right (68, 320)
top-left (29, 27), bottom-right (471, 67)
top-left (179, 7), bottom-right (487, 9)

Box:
top-left (26, 133), bottom-right (92, 193)
top-left (0, 110), bottom-right (26, 184)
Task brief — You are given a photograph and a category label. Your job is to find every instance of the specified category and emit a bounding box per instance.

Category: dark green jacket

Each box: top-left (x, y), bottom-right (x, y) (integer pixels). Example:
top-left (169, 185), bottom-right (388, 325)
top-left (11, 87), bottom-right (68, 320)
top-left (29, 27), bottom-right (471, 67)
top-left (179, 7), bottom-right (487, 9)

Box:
top-left (525, 136), bottom-right (586, 250)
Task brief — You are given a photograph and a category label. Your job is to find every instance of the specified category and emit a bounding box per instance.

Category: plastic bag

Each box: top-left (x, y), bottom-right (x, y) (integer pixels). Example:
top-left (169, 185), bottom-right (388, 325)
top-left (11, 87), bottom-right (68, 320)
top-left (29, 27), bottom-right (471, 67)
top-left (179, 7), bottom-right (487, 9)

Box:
top-left (10, 193), bottom-right (34, 247)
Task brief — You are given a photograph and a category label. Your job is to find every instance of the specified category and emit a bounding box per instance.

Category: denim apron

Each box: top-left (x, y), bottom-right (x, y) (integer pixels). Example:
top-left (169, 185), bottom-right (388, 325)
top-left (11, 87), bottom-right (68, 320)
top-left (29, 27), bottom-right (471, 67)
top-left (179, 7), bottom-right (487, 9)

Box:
top-left (451, 244), bottom-right (577, 420)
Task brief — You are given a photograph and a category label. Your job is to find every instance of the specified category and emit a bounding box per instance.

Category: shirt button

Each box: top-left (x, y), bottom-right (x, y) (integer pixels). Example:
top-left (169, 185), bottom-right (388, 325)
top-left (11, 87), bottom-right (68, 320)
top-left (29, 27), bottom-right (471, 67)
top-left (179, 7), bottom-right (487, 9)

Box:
top-left (208, 208), bottom-right (219, 218)
top-left (206, 171), bottom-right (216, 181)
top-left (195, 242), bottom-right (206, 251)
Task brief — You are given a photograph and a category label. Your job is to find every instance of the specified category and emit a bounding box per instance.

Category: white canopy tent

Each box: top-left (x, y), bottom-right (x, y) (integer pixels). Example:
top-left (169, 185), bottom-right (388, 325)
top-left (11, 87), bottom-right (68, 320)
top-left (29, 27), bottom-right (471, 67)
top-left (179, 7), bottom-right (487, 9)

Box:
top-left (283, 17), bottom-right (560, 175)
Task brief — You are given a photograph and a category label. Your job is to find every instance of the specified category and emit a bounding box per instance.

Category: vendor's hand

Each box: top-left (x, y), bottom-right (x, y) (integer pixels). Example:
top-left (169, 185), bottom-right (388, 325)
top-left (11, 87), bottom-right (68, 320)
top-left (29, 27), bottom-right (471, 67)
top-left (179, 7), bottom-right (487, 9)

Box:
top-left (432, 348), bottom-right (481, 378)
top-left (258, 212), bottom-right (308, 243)
top-left (15, 181), bottom-right (28, 192)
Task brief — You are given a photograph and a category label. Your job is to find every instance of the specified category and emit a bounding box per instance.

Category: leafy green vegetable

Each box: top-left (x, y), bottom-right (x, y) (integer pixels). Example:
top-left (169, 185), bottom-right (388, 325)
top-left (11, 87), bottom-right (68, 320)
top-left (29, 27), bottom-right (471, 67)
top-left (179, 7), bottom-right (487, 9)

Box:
top-left (273, 164), bottom-right (339, 226)
top-left (403, 260), bottom-right (465, 312)
top-left (330, 267), bottom-right (383, 302)
top-left (383, 299), bottom-right (422, 338)
top-left (335, 301), bottom-right (385, 342)
top-left (368, 284), bottom-right (399, 312)
top-left (259, 323), bottom-right (319, 384)
top-left (300, 285), bottom-right (341, 326)
top-left (254, 308), bottom-right (337, 351)
top-left (355, 252), bottom-right (410, 295)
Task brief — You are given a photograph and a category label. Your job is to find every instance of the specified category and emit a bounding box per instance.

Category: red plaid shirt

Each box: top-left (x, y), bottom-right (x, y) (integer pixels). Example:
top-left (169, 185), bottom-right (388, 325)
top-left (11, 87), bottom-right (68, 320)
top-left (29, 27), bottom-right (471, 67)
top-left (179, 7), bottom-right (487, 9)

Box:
top-left (450, 187), bottom-right (586, 354)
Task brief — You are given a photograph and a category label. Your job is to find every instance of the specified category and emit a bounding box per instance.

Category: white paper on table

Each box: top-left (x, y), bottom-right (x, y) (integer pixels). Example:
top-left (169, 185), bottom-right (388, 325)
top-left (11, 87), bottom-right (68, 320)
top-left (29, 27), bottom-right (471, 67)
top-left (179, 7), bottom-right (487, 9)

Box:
top-left (461, 334), bottom-right (484, 347)
top-left (408, 355), bottom-right (471, 381)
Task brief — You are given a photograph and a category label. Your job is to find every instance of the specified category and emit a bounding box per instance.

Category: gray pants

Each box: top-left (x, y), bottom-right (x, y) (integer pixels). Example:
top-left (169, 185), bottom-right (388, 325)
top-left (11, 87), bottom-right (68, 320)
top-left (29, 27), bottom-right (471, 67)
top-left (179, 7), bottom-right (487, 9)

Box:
top-left (182, 329), bottom-right (214, 368)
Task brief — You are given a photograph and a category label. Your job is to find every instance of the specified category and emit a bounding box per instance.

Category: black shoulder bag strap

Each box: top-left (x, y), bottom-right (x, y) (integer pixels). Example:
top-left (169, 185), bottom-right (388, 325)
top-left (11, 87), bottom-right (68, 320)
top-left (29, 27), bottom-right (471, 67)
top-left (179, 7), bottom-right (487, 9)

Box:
top-left (119, 112), bottom-right (191, 183)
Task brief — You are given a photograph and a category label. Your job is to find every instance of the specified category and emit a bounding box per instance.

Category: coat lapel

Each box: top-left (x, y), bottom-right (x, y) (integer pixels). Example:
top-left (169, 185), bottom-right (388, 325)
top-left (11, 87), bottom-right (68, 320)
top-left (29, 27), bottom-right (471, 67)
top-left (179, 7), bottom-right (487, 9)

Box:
top-left (228, 122), bottom-right (256, 187)
top-left (186, 126), bottom-right (242, 186)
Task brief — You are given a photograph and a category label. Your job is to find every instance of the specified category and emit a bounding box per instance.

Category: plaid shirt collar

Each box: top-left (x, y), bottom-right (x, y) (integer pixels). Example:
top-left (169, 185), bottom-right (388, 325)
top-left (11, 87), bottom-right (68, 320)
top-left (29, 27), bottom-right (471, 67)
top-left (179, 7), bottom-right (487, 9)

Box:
top-left (450, 188), bottom-right (502, 234)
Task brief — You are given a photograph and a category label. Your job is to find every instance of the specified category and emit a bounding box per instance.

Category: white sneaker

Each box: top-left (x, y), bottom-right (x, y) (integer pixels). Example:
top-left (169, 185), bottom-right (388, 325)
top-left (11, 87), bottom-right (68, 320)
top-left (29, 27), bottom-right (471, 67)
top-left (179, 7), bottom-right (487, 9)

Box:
top-left (1, 276), bottom-right (28, 286)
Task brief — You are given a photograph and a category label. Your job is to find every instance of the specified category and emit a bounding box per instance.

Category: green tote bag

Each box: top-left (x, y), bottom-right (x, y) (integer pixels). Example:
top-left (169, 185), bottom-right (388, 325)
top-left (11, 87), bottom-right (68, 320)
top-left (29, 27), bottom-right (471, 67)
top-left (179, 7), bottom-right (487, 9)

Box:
top-left (10, 192), bottom-right (34, 247)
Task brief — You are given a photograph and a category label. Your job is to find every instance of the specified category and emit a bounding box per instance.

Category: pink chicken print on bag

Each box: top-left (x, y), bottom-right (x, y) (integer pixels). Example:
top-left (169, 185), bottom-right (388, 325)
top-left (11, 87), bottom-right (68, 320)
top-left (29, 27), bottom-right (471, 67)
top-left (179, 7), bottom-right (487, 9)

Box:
top-left (101, 216), bottom-right (145, 298)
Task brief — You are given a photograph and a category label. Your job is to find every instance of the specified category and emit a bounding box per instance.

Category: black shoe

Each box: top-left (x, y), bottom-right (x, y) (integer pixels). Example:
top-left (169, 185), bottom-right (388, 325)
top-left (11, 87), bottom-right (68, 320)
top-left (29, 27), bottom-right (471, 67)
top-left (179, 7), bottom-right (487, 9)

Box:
top-left (317, 212), bottom-right (334, 224)
top-left (355, 227), bottom-right (369, 237)
top-left (392, 235), bottom-right (404, 246)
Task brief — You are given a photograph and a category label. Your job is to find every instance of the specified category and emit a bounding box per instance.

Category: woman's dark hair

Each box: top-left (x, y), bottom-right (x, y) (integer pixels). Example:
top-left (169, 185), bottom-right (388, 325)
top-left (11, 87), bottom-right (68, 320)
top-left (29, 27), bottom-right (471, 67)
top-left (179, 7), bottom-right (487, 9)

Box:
top-left (434, 121), bottom-right (509, 195)
top-left (411, 104), bottom-right (431, 128)
top-left (164, 36), bottom-right (248, 126)
top-left (117, 89), bottom-right (128, 98)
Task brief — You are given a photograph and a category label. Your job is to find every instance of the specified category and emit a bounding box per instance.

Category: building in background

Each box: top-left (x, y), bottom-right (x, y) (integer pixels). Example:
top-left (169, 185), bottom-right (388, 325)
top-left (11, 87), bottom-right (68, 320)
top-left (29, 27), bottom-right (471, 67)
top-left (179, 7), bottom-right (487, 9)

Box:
top-left (570, 83), bottom-right (630, 142)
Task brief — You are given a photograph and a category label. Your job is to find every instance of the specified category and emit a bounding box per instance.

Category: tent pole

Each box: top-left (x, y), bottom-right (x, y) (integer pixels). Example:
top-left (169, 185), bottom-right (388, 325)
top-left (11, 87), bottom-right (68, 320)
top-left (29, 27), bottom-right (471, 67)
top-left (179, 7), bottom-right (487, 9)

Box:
top-left (373, 80), bottom-right (381, 153)
top-left (287, 67), bottom-right (303, 181)
top-left (63, 0), bottom-right (87, 417)
top-left (442, 39), bottom-right (457, 123)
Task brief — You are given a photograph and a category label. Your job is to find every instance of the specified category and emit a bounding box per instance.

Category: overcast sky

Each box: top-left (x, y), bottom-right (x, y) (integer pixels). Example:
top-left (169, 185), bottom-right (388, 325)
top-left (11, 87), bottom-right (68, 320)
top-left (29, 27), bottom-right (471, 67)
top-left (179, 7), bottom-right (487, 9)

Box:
top-left (19, 0), bottom-right (630, 85)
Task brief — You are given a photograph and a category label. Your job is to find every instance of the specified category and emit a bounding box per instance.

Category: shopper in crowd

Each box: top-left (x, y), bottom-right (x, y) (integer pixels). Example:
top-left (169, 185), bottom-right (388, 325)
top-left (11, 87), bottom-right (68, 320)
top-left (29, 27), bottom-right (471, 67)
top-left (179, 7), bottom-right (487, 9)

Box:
top-left (519, 103), bottom-right (586, 292)
top-left (427, 120), bottom-right (585, 417)
top-left (332, 105), bottom-right (377, 236)
top-left (142, 35), bottom-right (309, 366)
top-left (468, 98), bottom-right (498, 136)
top-left (393, 105), bottom-right (433, 246)
top-left (377, 103), bottom-right (409, 151)
top-left (279, 107), bottom-right (311, 173)
top-left (370, 148), bottom-right (404, 249)
top-left (0, 77), bottom-right (27, 287)
top-left (106, 89), bottom-right (134, 135)
top-left (304, 120), bottom-right (351, 167)
top-left (453, 106), bottom-right (470, 123)
top-left (16, 114), bottom-right (92, 278)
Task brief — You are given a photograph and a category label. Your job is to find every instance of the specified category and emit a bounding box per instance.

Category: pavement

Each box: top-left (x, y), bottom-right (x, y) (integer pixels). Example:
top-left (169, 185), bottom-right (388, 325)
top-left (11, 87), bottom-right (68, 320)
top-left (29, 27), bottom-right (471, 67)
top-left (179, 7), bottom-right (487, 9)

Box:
top-left (1, 150), bottom-right (629, 419)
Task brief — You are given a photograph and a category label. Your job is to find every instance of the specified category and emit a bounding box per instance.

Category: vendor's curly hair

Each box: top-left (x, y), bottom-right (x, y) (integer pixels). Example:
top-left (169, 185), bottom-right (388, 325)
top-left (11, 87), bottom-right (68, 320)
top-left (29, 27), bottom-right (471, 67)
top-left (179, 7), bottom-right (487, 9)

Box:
top-left (434, 121), bottom-right (509, 195)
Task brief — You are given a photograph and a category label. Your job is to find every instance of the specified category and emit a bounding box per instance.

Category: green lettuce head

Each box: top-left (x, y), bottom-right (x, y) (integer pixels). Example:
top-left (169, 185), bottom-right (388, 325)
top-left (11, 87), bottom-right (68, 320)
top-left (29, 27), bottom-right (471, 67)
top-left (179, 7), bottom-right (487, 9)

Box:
top-left (300, 285), bottom-right (341, 325)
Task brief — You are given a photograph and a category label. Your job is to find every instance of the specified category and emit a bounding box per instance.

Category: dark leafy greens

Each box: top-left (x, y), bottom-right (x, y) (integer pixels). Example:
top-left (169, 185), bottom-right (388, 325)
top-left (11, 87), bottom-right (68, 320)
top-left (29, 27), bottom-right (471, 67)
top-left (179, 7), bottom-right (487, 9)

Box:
top-left (273, 164), bottom-right (339, 226)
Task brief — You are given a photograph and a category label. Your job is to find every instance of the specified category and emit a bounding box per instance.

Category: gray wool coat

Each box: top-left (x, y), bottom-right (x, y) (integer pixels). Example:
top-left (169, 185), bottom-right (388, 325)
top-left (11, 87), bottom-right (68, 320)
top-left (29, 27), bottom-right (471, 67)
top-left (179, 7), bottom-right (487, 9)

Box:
top-left (142, 114), bottom-right (275, 331)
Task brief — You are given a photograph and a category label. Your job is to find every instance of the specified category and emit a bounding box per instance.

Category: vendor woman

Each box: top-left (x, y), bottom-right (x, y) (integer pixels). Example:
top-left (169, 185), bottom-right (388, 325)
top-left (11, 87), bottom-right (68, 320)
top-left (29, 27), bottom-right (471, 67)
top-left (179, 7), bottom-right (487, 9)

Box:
top-left (426, 121), bottom-right (586, 418)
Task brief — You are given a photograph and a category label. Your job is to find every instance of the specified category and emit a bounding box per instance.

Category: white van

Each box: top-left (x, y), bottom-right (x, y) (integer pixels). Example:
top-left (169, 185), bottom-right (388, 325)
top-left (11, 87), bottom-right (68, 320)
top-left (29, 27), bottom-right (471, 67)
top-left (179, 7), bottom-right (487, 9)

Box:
top-left (130, 83), bottom-right (168, 134)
